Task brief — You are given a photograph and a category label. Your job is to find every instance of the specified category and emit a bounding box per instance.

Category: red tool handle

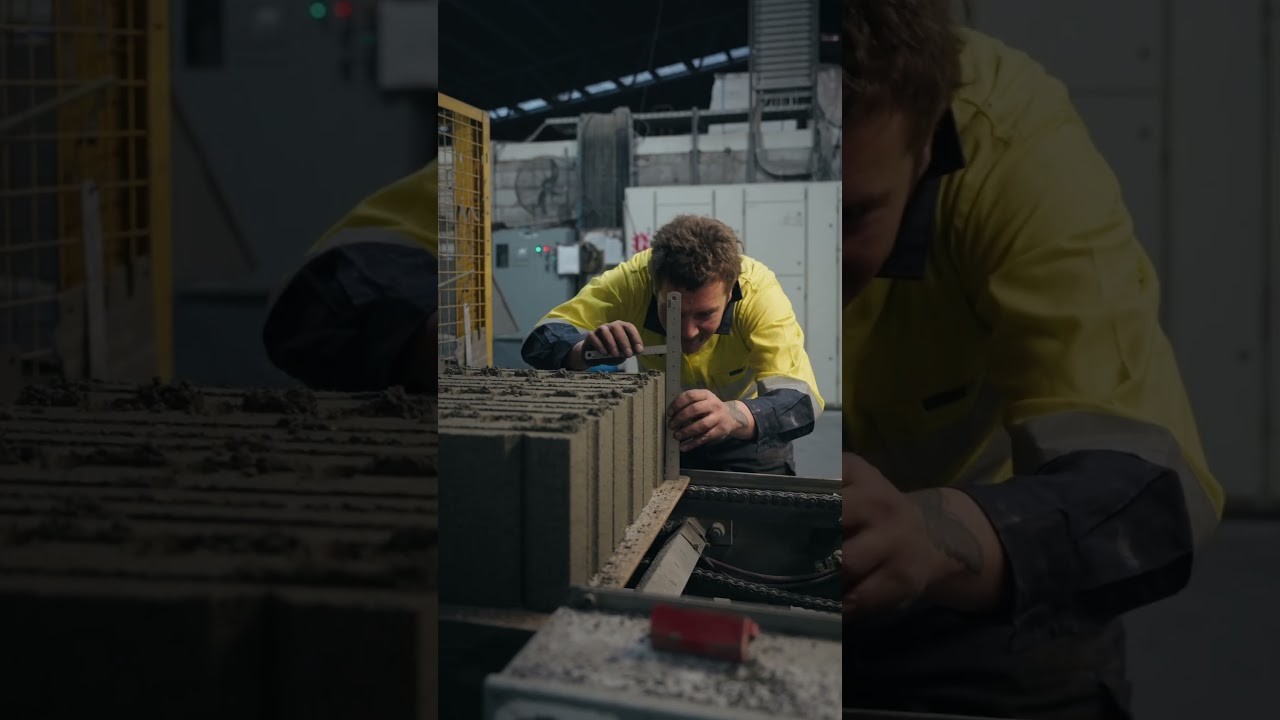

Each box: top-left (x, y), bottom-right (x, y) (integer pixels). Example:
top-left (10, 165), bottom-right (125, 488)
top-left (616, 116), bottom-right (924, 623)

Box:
top-left (649, 604), bottom-right (761, 663)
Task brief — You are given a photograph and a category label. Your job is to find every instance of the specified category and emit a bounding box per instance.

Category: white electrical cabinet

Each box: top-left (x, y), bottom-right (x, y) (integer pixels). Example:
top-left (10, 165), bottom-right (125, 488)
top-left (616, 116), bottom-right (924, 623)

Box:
top-left (378, 0), bottom-right (438, 89)
top-left (624, 182), bottom-right (842, 410)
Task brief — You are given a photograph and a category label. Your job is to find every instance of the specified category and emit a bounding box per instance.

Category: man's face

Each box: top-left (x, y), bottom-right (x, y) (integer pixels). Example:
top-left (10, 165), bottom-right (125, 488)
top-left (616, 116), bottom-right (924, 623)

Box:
top-left (843, 110), bottom-right (930, 304)
top-left (657, 280), bottom-right (730, 354)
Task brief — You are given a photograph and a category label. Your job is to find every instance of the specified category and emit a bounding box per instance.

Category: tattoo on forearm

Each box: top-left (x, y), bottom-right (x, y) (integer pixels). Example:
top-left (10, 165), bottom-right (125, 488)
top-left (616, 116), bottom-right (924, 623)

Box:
top-left (727, 402), bottom-right (750, 429)
top-left (912, 490), bottom-right (984, 576)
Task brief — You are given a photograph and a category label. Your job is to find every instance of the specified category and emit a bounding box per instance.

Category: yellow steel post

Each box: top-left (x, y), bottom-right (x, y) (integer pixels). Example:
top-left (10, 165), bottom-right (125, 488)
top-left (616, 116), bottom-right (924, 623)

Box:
top-left (481, 110), bottom-right (492, 364)
top-left (148, 0), bottom-right (173, 380)
top-left (437, 93), bottom-right (492, 367)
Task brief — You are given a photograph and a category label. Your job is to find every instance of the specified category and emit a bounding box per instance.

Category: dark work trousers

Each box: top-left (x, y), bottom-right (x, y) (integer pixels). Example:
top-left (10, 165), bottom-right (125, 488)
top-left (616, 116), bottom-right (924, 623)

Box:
top-left (844, 607), bottom-right (1133, 720)
top-left (680, 437), bottom-right (797, 476)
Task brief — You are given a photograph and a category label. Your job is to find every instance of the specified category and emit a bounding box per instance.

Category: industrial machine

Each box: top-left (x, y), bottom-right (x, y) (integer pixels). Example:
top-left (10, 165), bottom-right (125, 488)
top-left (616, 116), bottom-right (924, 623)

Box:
top-left (489, 225), bottom-right (626, 369)
top-left (490, 227), bottom-right (578, 367)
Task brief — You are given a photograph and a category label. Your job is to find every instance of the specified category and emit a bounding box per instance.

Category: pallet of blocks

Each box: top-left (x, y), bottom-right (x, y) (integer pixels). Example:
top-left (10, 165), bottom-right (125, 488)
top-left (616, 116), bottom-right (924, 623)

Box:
top-left (438, 367), bottom-right (666, 611)
top-left (0, 380), bottom-right (437, 720)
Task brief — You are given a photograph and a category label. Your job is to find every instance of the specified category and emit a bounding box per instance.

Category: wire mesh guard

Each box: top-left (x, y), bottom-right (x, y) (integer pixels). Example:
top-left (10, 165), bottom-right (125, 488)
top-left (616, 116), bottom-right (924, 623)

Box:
top-left (0, 0), bottom-right (169, 394)
top-left (437, 94), bottom-right (491, 368)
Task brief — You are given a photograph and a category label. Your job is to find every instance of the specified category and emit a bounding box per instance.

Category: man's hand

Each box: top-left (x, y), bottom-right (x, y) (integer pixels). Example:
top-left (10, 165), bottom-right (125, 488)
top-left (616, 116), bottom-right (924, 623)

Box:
top-left (842, 452), bottom-right (1005, 616)
top-left (567, 320), bottom-right (644, 369)
top-left (667, 389), bottom-right (756, 451)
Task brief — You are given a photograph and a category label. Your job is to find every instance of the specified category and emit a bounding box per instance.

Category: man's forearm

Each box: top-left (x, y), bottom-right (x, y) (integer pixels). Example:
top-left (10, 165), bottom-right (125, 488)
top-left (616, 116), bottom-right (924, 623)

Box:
top-left (741, 388), bottom-right (816, 445)
top-left (912, 488), bottom-right (1007, 612)
top-left (726, 400), bottom-right (757, 440)
top-left (521, 322), bottom-right (588, 370)
top-left (950, 449), bottom-right (1200, 640)
top-left (263, 242), bottom-right (436, 392)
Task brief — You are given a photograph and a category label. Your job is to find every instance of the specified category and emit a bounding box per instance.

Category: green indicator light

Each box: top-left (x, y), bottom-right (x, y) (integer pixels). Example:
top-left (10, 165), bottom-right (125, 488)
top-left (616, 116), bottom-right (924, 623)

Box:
top-left (309, 2), bottom-right (327, 20)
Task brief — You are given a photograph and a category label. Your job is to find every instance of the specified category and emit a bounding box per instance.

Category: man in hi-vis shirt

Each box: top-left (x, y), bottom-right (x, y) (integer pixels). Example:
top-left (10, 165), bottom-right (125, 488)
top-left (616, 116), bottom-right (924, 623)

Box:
top-left (522, 214), bottom-right (824, 476)
top-left (263, 160), bottom-right (438, 394)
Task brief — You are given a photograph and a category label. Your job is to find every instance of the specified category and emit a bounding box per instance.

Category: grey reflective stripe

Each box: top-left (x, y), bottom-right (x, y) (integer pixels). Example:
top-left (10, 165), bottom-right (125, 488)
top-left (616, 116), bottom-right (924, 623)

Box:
top-left (956, 426), bottom-right (1012, 487)
top-left (757, 376), bottom-right (823, 420)
top-left (313, 227), bottom-right (424, 254)
top-left (1009, 411), bottom-right (1218, 551)
top-left (874, 382), bottom-right (1005, 492)
top-left (532, 318), bottom-right (590, 333)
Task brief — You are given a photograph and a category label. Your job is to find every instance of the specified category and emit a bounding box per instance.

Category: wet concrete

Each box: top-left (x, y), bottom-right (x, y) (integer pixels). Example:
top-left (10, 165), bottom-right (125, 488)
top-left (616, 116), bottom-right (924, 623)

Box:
top-left (0, 379), bottom-right (437, 719)
top-left (439, 368), bottom-right (665, 612)
top-left (499, 606), bottom-right (840, 719)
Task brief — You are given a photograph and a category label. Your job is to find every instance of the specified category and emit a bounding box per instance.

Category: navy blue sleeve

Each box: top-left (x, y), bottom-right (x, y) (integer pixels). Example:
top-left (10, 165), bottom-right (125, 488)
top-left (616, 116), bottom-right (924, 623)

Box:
top-left (958, 449), bottom-right (1195, 647)
top-left (520, 321), bottom-right (588, 370)
top-left (262, 242), bottom-right (437, 392)
top-left (742, 389), bottom-right (817, 446)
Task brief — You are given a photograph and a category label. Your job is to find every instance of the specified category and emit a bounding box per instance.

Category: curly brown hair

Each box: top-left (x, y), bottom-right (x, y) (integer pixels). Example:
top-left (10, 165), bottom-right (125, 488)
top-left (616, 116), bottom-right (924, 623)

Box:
top-left (648, 215), bottom-right (742, 292)
top-left (843, 0), bottom-right (964, 149)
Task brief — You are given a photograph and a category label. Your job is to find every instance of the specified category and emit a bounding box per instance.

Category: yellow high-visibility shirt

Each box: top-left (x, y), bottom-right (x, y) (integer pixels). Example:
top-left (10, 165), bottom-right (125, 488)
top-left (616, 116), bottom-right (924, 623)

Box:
top-left (311, 158), bottom-right (439, 257)
top-left (843, 27), bottom-right (1221, 544)
top-left (264, 159), bottom-right (437, 391)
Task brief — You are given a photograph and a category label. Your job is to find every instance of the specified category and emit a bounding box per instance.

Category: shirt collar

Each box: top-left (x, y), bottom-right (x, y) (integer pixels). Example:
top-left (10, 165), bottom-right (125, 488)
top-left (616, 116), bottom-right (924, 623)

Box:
top-left (875, 110), bottom-right (967, 280)
top-left (644, 280), bottom-right (744, 336)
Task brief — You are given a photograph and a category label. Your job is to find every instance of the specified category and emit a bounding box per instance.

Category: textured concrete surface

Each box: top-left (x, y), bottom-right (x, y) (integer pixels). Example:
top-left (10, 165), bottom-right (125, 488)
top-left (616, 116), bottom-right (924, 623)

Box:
top-left (499, 606), bottom-right (841, 719)
top-left (438, 367), bottom-right (665, 611)
top-left (0, 379), bottom-right (437, 720)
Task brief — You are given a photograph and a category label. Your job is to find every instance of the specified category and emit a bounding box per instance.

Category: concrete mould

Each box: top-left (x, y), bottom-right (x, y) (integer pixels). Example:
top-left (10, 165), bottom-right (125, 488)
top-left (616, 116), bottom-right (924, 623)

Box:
top-left (438, 367), bottom-right (665, 611)
top-left (0, 380), bottom-right (437, 720)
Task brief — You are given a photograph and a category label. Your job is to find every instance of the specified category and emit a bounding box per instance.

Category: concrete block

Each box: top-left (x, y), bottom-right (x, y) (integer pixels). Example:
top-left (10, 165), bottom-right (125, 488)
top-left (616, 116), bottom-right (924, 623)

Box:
top-left (594, 405), bottom-right (614, 572)
top-left (270, 588), bottom-right (436, 720)
top-left (629, 381), bottom-right (645, 518)
top-left (0, 577), bottom-right (268, 720)
top-left (0, 379), bottom-right (439, 717)
top-left (521, 429), bottom-right (590, 611)
top-left (439, 368), bottom-right (665, 612)
top-left (439, 429), bottom-right (524, 607)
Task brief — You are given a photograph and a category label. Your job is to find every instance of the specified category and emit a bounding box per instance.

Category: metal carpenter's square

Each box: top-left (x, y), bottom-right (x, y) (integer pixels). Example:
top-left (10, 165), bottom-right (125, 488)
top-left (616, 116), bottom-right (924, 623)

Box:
top-left (582, 346), bottom-right (669, 362)
top-left (664, 291), bottom-right (680, 484)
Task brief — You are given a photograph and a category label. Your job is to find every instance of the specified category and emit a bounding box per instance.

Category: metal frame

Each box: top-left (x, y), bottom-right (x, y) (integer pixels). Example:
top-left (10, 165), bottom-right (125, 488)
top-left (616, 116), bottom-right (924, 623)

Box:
top-left (0, 0), bottom-right (173, 387)
top-left (664, 291), bottom-right (681, 483)
top-left (148, 0), bottom-right (173, 380)
top-left (844, 711), bottom-right (1019, 720)
top-left (563, 585), bottom-right (840, 639)
top-left (683, 468), bottom-right (841, 495)
top-left (438, 93), bottom-right (493, 367)
top-left (1266, 0), bottom-right (1279, 507)
top-left (633, 518), bottom-right (706, 596)
top-left (529, 105), bottom-right (811, 140)
top-left (486, 675), bottom-right (792, 720)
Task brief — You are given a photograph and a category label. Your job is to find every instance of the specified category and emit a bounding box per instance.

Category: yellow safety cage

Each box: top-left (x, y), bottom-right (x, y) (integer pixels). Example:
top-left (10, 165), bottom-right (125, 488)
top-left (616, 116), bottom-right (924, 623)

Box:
top-left (0, 0), bottom-right (171, 399)
top-left (437, 93), bottom-right (492, 368)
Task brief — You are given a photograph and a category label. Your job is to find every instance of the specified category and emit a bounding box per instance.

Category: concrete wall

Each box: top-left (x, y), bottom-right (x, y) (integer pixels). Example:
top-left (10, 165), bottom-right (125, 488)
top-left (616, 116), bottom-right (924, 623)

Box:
top-left (491, 132), bottom-right (818, 230)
